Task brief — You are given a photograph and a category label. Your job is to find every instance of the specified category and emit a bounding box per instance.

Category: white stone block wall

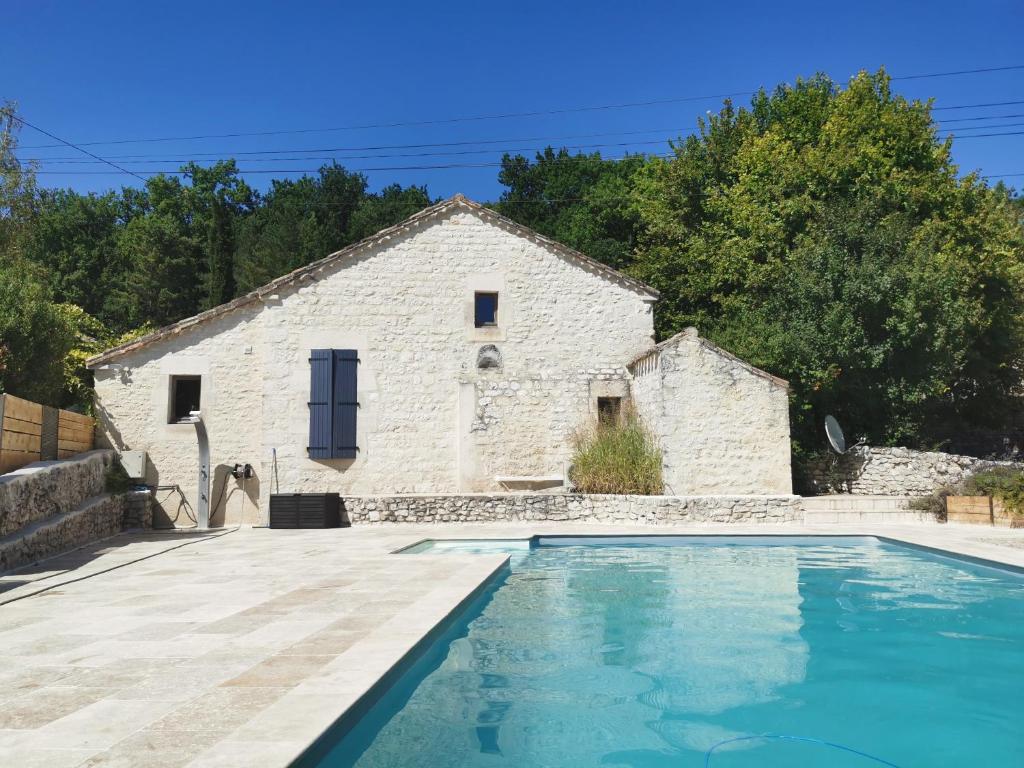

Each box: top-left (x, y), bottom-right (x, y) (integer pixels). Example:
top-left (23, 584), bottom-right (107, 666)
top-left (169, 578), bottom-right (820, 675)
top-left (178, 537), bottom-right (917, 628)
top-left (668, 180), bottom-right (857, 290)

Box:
top-left (630, 330), bottom-right (793, 495)
top-left (94, 306), bottom-right (265, 528)
top-left (93, 206), bottom-right (657, 524)
top-left (461, 368), bottom-right (630, 491)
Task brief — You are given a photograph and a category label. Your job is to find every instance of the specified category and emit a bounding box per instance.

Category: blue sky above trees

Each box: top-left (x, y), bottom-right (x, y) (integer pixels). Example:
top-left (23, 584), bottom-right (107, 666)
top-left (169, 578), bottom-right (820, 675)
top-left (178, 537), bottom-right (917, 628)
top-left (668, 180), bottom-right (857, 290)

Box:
top-left (5, 0), bottom-right (1023, 198)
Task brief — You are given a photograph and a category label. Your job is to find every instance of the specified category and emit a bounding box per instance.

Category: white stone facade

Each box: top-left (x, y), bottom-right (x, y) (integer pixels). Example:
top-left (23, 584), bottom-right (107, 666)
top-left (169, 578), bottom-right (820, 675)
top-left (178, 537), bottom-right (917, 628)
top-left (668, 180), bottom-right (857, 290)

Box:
top-left (89, 196), bottom-right (793, 526)
top-left (630, 329), bottom-right (793, 495)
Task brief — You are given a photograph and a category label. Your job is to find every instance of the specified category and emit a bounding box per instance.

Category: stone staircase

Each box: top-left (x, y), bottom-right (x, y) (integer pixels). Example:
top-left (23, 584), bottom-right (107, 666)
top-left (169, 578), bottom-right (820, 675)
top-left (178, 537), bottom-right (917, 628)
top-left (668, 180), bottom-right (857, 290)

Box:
top-left (0, 450), bottom-right (149, 572)
top-left (801, 494), bottom-right (935, 525)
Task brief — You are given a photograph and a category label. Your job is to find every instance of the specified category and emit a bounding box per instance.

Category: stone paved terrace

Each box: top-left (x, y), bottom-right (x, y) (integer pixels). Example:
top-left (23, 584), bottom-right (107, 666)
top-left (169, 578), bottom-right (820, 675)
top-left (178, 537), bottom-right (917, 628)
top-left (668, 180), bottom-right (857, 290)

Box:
top-left (1, 522), bottom-right (1023, 768)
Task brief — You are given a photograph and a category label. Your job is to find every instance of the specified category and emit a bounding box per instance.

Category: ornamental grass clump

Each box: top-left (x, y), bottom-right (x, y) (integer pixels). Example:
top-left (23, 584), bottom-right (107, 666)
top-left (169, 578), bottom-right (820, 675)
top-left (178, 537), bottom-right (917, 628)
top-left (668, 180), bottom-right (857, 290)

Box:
top-left (569, 407), bottom-right (663, 495)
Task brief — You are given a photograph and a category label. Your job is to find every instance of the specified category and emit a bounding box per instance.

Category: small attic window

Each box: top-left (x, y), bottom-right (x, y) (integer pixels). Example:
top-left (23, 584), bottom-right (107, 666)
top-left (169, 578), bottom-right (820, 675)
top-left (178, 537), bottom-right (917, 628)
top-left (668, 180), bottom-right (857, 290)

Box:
top-left (474, 292), bottom-right (499, 327)
top-left (169, 375), bottom-right (201, 424)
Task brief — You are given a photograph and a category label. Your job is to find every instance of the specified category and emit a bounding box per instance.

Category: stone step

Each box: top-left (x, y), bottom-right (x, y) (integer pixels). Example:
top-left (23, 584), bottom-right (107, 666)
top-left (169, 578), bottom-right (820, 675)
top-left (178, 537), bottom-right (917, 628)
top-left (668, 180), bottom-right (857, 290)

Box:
top-left (0, 450), bottom-right (114, 538)
top-left (0, 492), bottom-right (125, 573)
top-left (801, 495), bottom-right (911, 512)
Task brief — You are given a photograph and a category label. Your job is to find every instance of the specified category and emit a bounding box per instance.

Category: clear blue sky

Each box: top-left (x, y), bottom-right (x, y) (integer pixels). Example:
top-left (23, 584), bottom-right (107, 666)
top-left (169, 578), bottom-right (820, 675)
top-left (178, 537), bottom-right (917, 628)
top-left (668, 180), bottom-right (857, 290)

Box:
top-left (6, 0), bottom-right (1023, 200)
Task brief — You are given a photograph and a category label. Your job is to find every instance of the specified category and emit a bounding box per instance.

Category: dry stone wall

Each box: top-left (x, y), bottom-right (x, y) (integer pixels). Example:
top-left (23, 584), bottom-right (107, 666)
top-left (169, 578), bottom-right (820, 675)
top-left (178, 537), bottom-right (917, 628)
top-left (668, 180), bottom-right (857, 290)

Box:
top-left (804, 446), bottom-right (1024, 496)
top-left (0, 452), bottom-right (153, 572)
top-left (0, 494), bottom-right (126, 572)
top-left (341, 493), bottom-right (801, 525)
top-left (0, 449), bottom-right (113, 536)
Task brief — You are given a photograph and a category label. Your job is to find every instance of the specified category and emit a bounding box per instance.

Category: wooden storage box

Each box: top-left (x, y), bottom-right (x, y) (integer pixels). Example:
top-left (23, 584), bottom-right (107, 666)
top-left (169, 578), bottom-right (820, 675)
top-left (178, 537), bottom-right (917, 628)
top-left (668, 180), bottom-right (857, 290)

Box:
top-left (269, 493), bottom-right (343, 529)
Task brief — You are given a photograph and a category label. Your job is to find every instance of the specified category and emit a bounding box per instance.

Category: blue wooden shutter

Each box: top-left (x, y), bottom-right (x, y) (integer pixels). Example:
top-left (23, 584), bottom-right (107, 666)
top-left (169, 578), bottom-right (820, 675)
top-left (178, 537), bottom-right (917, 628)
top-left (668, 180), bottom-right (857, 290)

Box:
top-left (307, 349), bottom-right (333, 459)
top-left (332, 350), bottom-right (359, 459)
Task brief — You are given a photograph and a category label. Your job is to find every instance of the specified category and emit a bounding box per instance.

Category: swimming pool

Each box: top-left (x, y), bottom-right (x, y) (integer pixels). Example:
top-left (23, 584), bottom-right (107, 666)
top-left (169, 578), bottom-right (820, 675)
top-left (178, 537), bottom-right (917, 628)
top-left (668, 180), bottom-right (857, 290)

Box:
top-left (300, 536), bottom-right (1024, 767)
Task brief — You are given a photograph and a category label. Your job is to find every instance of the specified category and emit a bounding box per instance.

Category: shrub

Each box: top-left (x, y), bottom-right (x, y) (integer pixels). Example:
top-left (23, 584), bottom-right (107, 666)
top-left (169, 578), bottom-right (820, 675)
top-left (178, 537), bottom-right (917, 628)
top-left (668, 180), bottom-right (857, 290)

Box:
top-left (964, 467), bottom-right (1024, 516)
top-left (909, 484), bottom-right (960, 521)
top-left (569, 407), bottom-right (663, 495)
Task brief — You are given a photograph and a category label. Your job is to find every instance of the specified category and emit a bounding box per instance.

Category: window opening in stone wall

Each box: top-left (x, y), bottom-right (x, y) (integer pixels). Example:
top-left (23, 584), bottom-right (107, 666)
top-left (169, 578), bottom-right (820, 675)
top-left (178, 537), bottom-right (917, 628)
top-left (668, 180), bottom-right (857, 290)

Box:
top-left (474, 292), bottom-right (499, 327)
top-left (169, 376), bottom-right (201, 423)
top-left (597, 396), bottom-right (622, 426)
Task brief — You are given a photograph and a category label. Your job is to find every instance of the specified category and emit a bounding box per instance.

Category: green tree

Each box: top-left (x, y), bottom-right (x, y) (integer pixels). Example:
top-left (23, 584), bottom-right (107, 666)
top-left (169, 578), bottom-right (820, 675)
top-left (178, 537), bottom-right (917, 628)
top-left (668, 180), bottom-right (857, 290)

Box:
top-left (234, 167), bottom-right (431, 291)
top-left (495, 148), bottom-right (646, 270)
top-left (235, 164), bottom-right (368, 291)
top-left (116, 213), bottom-right (203, 328)
top-left (0, 263), bottom-right (76, 405)
top-left (0, 101), bottom-right (38, 260)
top-left (346, 183), bottom-right (432, 241)
top-left (205, 196), bottom-right (236, 308)
top-left (19, 189), bottom-right (139, 329)
top-left (631, 70), bottom-right (1024, 452)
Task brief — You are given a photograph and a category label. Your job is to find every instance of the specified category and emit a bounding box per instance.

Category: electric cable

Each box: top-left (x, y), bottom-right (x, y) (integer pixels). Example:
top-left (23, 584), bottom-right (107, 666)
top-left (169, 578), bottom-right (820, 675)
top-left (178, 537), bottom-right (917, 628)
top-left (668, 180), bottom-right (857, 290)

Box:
top-left (1, 108), bottom-right (147, 181)
top-left (15, 65), bottom-right (1024, 149)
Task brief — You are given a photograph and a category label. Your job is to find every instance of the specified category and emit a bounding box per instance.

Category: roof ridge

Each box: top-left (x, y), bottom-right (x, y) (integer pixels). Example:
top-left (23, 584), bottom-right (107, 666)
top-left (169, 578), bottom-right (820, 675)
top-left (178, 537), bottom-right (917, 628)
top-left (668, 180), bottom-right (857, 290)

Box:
top-left (87, 194), bottom-right (658, 367)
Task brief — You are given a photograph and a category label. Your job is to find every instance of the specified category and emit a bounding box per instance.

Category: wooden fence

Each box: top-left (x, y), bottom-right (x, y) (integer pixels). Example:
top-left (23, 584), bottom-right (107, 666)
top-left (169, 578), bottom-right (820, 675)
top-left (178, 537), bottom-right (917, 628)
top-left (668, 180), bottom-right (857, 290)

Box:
top-left (0, 394), bottom-right (94, 474)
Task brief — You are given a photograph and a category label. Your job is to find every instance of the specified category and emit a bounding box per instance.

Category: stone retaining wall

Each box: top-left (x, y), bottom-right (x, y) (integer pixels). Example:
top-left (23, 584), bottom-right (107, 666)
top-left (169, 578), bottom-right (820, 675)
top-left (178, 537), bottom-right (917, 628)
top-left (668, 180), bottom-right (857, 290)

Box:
top-left (122, 490), bottom-right (153, 529)
top-left (0, 493), bottom-right (126, 572)
top-left (341, 493), bottom-right (802, 525)
top-left (0, 450), bottom-right (114, 537)
top-left (804, 446), bottom-right (1024, 496)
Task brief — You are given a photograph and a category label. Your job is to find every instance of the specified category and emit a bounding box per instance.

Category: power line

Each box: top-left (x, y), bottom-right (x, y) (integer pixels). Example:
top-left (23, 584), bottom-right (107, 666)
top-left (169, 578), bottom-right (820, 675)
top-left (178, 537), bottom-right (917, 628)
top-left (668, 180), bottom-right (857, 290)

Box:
top-left (932, 100), bottom-right (1024, 111)
top-left (945, 121), bottom-right (1024, 132)
top-left (19, 112), bottom-right (1024, 165)
top-left (22, 138), bottom-right (685, 166)
top-left (16, 64), bottom-right (1024, 150)
top-left (24, 125), bottom-right (1024, 170)
top-left (16, 91), bottom-right (755, 150)
top-left (944, 130), bottom-right (1024, 139)
top-left (27, 156), bottom-right (1024, 179)
top-left (29, 152), bottom-right (672, 176)
top-left (1, 108), bottom-right (147, 182)
top-left (940, 112), bottom-right (1024, 123)
top-left (17, 127), bottom-right (691, 162)
top-left (890, 64), bottom-right (1024, 80)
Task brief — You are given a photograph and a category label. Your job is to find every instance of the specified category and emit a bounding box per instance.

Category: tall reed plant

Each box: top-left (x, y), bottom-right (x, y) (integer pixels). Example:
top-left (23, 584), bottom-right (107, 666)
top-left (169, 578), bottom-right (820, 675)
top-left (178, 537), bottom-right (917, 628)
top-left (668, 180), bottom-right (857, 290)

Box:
top-left (569, 406), bottom-right (663, 495)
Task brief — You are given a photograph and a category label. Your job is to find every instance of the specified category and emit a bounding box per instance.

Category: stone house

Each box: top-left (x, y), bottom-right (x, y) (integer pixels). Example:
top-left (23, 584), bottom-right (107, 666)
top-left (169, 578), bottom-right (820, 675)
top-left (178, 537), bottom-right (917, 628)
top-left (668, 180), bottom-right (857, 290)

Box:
top-left (87, 195), bottom-right (792, 527)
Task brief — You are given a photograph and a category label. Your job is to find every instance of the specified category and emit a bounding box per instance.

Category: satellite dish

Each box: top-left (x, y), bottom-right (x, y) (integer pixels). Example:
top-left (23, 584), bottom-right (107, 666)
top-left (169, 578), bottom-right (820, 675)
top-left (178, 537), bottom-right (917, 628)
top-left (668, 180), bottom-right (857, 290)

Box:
top-left (825, 415), bottom-right (847, 454)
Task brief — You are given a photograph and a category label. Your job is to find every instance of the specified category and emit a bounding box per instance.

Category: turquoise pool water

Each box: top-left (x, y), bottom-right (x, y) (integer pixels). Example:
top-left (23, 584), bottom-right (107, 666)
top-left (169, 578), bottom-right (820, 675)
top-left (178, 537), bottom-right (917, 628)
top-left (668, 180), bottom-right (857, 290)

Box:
top-left (304, 536), bottom-right (1024, 767)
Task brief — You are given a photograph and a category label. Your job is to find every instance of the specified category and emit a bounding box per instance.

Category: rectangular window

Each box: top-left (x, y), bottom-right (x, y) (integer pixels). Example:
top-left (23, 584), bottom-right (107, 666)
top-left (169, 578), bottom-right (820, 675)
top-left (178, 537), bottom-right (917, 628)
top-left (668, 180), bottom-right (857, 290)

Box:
top-left (474, 292), bottom-right (499, 328)
top-left (169, 375), bottom-right (201, 423)
top-left (308, 349), bottom-right (359, 459)
top-left (597, 397), bottom-right (622, 427)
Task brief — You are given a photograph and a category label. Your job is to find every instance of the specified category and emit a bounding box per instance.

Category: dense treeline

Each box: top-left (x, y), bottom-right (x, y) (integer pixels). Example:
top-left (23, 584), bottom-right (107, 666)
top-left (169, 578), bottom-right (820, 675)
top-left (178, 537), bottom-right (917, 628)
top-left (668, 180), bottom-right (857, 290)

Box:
top-left (2, 70), bottom-right (1023, 457)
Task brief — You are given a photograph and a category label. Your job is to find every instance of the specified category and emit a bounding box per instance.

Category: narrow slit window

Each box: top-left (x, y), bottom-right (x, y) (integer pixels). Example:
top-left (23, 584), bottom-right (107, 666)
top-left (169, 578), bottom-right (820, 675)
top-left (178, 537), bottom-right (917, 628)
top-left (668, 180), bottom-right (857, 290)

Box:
top-left (169, 375), bottom-right (201, 423)
top-left (474, 292), bottom-right (499, 328)
top-left (597, 397), bottom-right (622, 427)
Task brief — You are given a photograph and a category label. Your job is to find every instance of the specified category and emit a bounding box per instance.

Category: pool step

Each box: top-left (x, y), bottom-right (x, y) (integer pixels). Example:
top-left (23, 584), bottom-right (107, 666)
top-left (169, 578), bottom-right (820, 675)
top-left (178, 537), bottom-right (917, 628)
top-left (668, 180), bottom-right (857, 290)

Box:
top-left (800, 495), bottom-right (936, 524)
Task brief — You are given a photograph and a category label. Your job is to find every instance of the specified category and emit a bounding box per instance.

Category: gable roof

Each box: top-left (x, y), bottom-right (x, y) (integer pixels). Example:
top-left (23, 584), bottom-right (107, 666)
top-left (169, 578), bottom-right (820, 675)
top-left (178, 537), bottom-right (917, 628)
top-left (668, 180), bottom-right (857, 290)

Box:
top-left (628, 327), bottom-right (789, 390)
top-left (87, 194), bottom-right (660, 367)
